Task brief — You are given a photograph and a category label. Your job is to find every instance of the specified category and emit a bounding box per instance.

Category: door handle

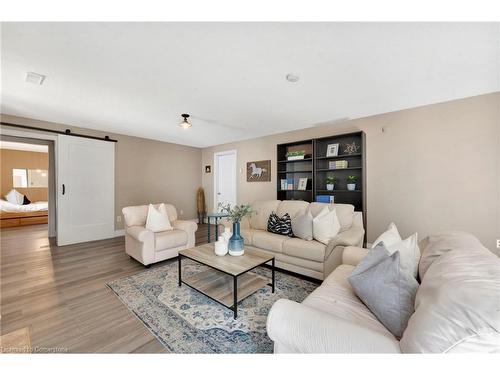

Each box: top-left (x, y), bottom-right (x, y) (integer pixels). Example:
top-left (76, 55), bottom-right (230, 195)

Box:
top-left (62, 184), bottom-right (66, 195)
top-left (217, 192), bottom-right (221, 195)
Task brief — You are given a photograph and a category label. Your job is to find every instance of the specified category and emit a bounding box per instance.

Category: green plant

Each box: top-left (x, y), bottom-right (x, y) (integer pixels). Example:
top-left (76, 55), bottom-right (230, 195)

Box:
top-left (326, 175), bottom-right (338, 184)
top-left (218, 203), bottom-right (254, 223)
top-left (286, 150), bottom-right (306, 157)
top-left (346, 175), bottom-right (358, 183)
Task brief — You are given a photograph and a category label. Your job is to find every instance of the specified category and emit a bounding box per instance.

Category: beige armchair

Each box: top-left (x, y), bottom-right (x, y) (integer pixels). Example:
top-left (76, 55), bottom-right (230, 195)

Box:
top-left (122, 203), bottom-right (197, 267)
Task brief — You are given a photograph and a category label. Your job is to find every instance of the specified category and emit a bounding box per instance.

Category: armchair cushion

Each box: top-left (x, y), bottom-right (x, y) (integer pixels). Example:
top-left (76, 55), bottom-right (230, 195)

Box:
top-left (155, 229), bottom-right (188, 251)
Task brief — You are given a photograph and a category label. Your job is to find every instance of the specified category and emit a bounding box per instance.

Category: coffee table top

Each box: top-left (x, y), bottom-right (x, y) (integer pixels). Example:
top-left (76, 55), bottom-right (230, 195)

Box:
top-left (179, 244), bottom-right (274, 276)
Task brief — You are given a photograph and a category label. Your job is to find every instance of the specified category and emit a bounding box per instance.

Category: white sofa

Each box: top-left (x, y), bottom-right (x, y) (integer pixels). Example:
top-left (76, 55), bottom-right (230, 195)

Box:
top-left (224, 200), bottom-right (364, 281)
top-left (122, 203), bottom-right (197, 267)
top-left (267, 231), bottom-right (500, 353)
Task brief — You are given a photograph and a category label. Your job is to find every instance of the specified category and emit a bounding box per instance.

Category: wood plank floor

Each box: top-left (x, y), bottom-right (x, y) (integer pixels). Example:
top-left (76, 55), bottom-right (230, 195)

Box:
top-left (0, 223), bottom-right (217, 353)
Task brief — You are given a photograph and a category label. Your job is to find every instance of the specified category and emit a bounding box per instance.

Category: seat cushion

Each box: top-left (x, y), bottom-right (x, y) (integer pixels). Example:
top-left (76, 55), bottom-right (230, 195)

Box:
top-left (276, 200), bottom-right (310, 219)
top-left (303, 265), bottom-right (394, 338)
top-left (250, 200), bottom-right (281, 230)
top-left (309, 202), bottom-right (354, 231)
top-left (154, 229), bottom-right (187, 251)
top-left (252, 231), bottom-right (286, 253)
top-left (283, 237), bottom-right (326, 262)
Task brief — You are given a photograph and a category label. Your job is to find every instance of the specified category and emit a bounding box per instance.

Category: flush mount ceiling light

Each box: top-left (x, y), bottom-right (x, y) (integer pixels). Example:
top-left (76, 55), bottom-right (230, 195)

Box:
top-left (286, 73), bottom-right (300, 83)
top-left (25, 72), bottom-right (46, 85)
top-left (179, 114), bottom-right (192, 129)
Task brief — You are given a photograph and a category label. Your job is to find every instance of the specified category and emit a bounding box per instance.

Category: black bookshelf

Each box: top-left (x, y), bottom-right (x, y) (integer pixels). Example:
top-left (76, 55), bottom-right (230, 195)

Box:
top-left (277, 131), bottom-right (366, 231)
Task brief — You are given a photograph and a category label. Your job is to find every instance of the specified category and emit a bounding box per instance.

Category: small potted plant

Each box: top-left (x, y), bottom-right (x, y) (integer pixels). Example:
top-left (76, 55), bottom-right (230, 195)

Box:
top-left (326, 175), bottom-right (337, 191)
top-left (218, 203), bottom-right (253, 256)
top-left (346, 175), bottom-right (358, 191)
top-left (286, 150), bottom-right (306, 161)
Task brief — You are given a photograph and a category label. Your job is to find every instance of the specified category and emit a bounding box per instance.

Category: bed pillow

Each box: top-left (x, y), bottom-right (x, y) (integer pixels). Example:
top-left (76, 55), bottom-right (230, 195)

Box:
top-left (267, 212), bottom-right (293, 237)
top-left (22, 195), bottom-right (32, 205)
top-left (348, 243), bottom-right (419, 339)
top-left (145, 203), bottom-right (173, 232)
top-left (5, 189), bottom-right (24, 205)
top-left (312, 206), bottom-right (341, 245)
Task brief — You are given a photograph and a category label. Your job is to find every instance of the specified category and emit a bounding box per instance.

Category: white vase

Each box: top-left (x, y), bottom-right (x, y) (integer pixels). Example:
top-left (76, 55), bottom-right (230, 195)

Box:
top-left (214, 237), bottom-right (228, 256)
top-left (326, 184), bottom-right (334, 191)
top-left (347, 183), bottom-right (356, 191)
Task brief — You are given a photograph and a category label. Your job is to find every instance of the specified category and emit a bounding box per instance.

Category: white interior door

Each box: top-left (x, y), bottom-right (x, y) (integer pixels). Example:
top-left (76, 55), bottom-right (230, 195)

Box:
top-left (214, 150), bottom-right (237, 211)
top-left (57, 135), bottom-right (115, 246)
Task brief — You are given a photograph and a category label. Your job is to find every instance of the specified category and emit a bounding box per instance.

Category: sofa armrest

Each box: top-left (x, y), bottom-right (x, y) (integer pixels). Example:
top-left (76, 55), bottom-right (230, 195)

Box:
top-left (172, 220), bottom-right (198, 233)
top-left (267, 299), bottom-right (400, 353)
top-left (342, 246), bottom-right (369, 266)
top-left (126, 226), bottom-right (154, 243)
top-left (325, 226), bottom-right (365, 260)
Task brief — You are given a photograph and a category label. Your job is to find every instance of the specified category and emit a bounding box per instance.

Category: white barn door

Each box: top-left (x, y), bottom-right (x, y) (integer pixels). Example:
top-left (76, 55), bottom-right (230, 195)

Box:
top-left (57, 135), bottom-right (115, 246)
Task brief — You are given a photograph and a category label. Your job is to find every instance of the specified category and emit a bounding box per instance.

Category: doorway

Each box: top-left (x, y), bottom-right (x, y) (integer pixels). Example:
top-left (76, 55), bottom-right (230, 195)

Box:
top-left (213, 150), bottom-right (237, 211)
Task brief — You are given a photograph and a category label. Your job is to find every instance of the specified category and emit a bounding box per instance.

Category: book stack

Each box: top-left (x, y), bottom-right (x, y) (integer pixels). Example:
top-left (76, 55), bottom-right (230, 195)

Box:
top-left (316, 195), bottom-right (334, 203)
top-left (280, 178), bottom-right (294, 190)
top-left (328, 160), bottom-right (348, 169)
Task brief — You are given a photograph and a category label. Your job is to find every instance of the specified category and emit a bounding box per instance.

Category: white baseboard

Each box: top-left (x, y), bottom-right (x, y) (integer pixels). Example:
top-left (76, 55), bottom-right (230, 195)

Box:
top-left (114, 229), bottom-right (125, 237)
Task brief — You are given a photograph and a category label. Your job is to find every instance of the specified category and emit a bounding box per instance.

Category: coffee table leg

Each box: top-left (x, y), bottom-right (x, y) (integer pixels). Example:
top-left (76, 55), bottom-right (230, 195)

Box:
top-left (233, 275), bottom-right (238, 319)
top-left (178, 255), bottom-right (182, 287)
top-left (272, 258), bottom-right (275, 293)
top-left (207, 217), bottom-right (211, 243)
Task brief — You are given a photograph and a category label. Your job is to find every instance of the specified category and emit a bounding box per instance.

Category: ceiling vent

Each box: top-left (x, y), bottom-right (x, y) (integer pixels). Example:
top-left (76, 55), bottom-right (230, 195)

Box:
top-left (25, 72), bottom-right (46, 85)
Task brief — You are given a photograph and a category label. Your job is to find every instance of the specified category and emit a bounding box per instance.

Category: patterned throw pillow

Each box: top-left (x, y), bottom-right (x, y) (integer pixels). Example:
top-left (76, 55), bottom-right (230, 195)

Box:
top-left (267, 212), bottom-right (293, 237)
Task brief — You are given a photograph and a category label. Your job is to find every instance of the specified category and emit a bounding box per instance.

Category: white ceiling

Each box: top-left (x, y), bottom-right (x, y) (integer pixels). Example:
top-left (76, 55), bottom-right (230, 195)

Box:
top-left (0, 140), bottom-right (48, 153)
top-left (1, 22), bottom-right (499, 148)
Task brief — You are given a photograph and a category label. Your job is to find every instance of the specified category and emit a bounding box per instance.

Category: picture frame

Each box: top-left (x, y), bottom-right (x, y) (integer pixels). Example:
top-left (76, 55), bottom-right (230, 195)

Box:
top-left (326, 143), bottom-right (339, 157)
top-left (247, 160), bottom-right (271, 182)
top-left (297, 177), bottom-right (308, 191)
top-left (205, 165), bottom-right (211, 173)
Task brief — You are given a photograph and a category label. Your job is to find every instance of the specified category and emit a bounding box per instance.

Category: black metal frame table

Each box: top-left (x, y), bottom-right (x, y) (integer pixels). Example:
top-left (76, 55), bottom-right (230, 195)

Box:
top-left (178, 245), bottom-right (275, 319)
top-left (206, 212), bottom-right (229, 243)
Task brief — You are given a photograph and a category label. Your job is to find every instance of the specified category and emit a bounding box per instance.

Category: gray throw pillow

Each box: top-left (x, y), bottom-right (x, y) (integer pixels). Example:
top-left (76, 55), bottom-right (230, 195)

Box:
top-left (348, 244), bottom-right (419, 339)
top-left (291, 208), bottom-right (313, 241)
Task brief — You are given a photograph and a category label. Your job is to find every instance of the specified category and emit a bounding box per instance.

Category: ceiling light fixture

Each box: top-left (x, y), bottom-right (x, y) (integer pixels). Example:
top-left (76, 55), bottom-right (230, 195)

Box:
top-left (179, 113), bottom-right (192, 129)
top-left (25, 72), bottom-right (46, 85)
top-left (286, 73), bottom-right (299, 83)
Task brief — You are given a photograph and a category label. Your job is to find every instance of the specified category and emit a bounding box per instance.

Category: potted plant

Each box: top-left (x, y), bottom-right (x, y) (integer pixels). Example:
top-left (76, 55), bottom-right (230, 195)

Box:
top-left (286, 150), bottom-right (306, 160)
top-left (218, 203), bottom-right (253, 256)
top-left (326, 175), bottom-right (337, 191)
top-left (346, 175), bottom-right (358, 191)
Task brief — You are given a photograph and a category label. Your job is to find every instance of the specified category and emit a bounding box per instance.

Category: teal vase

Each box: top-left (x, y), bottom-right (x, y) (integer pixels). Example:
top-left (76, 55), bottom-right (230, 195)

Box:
top-left (228, 221), bottom-right (244, 256)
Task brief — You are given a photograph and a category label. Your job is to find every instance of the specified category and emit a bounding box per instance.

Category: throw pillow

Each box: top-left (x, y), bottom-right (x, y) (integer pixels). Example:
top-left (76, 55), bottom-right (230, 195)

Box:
top-left (5, 189), bottom-right (24, 205)
top-left (267, 212), bottom-right (293, 237)
top-left (312, 206), bottom-right (341, 245)
top-left (22, 195), bottom-right (31, 205)
top-left (291, 208), bottom-right (313, 241)
top-left (371, 222), bottom-right (401, 248)
top-left (145, 203), bottom-right (173, 232)
top-left (348, 244), bottom-right (419, 339)
top-left (385, 233), bottom-right (420, 279)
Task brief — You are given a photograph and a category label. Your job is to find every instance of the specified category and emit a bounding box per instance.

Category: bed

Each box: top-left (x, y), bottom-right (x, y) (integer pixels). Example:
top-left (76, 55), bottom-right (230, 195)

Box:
top-left (0, 199), bottom-right (49, 228)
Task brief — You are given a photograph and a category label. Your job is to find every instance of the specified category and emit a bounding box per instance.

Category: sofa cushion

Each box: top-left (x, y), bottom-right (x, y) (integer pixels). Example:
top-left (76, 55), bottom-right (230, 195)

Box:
top-left (400, 241), bottom-right (500, 353)
top-left (276, 200), bottom-right (310, 219)
top-left (283, 237), bottom-right (326, 262)
top-left (348, 244), bottom-right (418, 339)
top-left (154, 229), bottom-right (187, 251)
top-left (291, 208), bottom-right (314, 241)
top-left (418, 231), bottom-right (483, 280)
top-left (267, 212), bottom-right (293, 237)
top-left (309, 202), bottom-right (354, 231)
top-left (371, 222), bottom-right (401, 248)
top-left (240, 228), bottom-right (259, 246)
top-left (145, 203), bottom-right (173, 233)
top-left (312, 206), bottom-right (341, 245)
top-left (303, 264), bottom-right (394, 338)
top-left (250, 200), bottom-right (281, 230)
top-left (252, 231), bottom-right (286, 253)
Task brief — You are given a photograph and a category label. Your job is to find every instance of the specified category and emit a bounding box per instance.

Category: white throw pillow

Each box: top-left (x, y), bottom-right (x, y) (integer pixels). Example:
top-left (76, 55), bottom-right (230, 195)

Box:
top-left (5, 189), bottom-right (24, 205)
top-left (312, 206), bottom-right (341, 245)
top-left (385, 233), bottom-right (421, 278)
top-left (371, 222), bottom-right (401, 248)
top-left (145, 203), bottom-right (173, 233)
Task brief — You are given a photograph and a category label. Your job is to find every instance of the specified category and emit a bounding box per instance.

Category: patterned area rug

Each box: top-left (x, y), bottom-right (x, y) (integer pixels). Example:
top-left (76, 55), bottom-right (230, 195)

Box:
top-left (107, 259), bottom-right (317, 353)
